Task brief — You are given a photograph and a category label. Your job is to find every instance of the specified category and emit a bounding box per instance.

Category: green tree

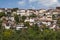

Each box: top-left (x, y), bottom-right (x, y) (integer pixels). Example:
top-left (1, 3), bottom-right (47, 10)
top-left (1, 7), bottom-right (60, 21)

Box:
top-left (21, 16), bottom-right (26, 22)
top-left (29, 13), bottom-right (37, 18)
top-left (0, 20), bottom-right (2, 29)
top-left (2, 29), bottom-right (15, 40)
top-left (24, 22), bottom-right (30, 27)
top-left (12, 8), bottom-right (18, 12)
top-left (0, 20), bottom-right (3, 40)
top-left (0, 12), bottom-right (6, 18)
top-left (56, 30), bottom-right (60, 40)
top-left (42, 29), bottom-right (56, 40)
top-left (57, 18), bottom-right (60, 27)
top-left (14, 14), bottom-right (19, 23)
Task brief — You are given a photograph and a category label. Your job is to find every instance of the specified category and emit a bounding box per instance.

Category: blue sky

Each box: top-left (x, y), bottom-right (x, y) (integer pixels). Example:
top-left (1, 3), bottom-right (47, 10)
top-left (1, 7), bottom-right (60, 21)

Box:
top-left (0, 0), bottom-right (60, 9)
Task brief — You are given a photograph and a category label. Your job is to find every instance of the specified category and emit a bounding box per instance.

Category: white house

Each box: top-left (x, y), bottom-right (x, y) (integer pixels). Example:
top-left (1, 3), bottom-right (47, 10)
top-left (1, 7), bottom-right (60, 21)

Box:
top-left (2, 23), bottom-right (11, 29)
top-left (9, 16), bottom-right (15, 21)
top-left (24, 18), bottom-right (30, 22)
top-left (52, 11), bottom-right (59, 14)
top-left (0, 8), bottom-right (4, 12)
top-left (16, 27), bottom-right (27, 30)
top-left (16, 23), bottom-right (27, 30)
top-left (24, 18), bottom-right (35, 23)
top-left (5, 25), bottom-right (11, 29)
top-left (42, 21), bottom-right (51, 26)
top-left (30, 18), bottom-right (35, 22)
top-left (38, 9), bottom-right (46, 13)
top-left (50, 25), bottom-right (56, 29)
top-left (0, 10), bottom-right (3, 12)
top-left (17, 9), bottom-right (26, 16)
top-left (26, 9), bottom-right (35, 16)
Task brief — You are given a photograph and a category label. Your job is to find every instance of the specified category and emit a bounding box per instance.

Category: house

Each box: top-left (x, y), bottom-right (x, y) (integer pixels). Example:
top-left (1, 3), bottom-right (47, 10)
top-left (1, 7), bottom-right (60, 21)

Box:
top-left (12, 11), bottom-right (17, 16)
top-left (46, 15), bottom-right (52, 21)
top-left (5, 8), bottom-right (12, 15)
top-left (38, 9), bottom-right (46, 17)
top-left (52, 10), bottom-right (59, 20)
top-left (34, 10), bottom-right (39, 15)
top-left (52, 11), bottom-right (59, 14)
top-left (26, 9), bottom-right (35, 16)
top-left (24, 17), bottom-right (30, 22)
top-left (24, 17), bottom-right (35, 26)
top-left (30, 18), bottom-right (35, 22)
top-left (16, 27), bottom-right (27, 30)
top-left (39, 16), bottom-right (46, 21)
top-left (5, 24), bottom-right (11, 29)
top-left (8, 16), bottom-right (15, 21)
top-left (50, 24), bottom-right (56, 29)
top-left (24, 18), bottom-right (35, 23)
top-left (41, 20), bottom-right (52, 26)
top-left (2, 21), bottom-right (11, 29)
top-left (5, 8), bottom-right (12, 12)
top-left (39, 12), bottom-right (52, 21)
top-left (0, 8), bottom-right (5, 12)
top-left (29, 22), bottom-right (34, 26)
top-left (17, 9), bottom-right (26, 16)
top-left (1, 16), bottom-right (9, 21)
top-left (38, 9), bottom-right (46, 14)
top-left (46, 22), bottom-right (51, 26)
top-left (15, 23), bottom-right (27, 30)
top-left (36, 21), bottom-right (42, 27)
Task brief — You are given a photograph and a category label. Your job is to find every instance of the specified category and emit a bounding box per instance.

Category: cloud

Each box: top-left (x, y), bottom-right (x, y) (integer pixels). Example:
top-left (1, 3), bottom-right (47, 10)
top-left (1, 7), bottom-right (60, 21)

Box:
top-left (29, 0), bottom-right (60, 7)
top-left (29, 0), bottom-right (38, 3)
top-left (18, 0), bottom-right (25, 6)
top-left (39, 0), bottom-right (59, 6)
top-left (30, 5), bottom-right (36, 9)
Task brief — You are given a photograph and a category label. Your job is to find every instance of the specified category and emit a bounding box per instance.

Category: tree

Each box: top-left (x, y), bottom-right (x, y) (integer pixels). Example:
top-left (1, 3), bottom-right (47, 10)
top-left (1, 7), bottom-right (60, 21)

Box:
top-left (56, 30), bottom-right (60, 40)
top-left (32, 23), bottom-right (39, 31)
top-left (57, 18), bottom-right (60, 27)
top-left (0, 12), bottom-right (6, 18)
top-left (0, 20), bottom-right (2, 29)
top-left (2, 29), bottom-right (15, 40)
top-left (21, 16), bottom-right (26, 22)
top-left (29, 13), bottom-right (37, 18)
top-left (0, 20), bottom-right (3, 40)
top-left (24, 22), bottom-right (30, 27)
top-left (42, 29), bottom-right (56, 40)
top-left (14, 14), bottom-right (19, 23)
top-left (12, 8), bottom-right (18, 12)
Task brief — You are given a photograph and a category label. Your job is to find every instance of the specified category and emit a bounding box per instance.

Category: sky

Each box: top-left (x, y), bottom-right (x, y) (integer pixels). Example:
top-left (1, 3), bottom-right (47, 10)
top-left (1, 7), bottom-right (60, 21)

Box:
top-left (0, 0), bottom-right (60, 9)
